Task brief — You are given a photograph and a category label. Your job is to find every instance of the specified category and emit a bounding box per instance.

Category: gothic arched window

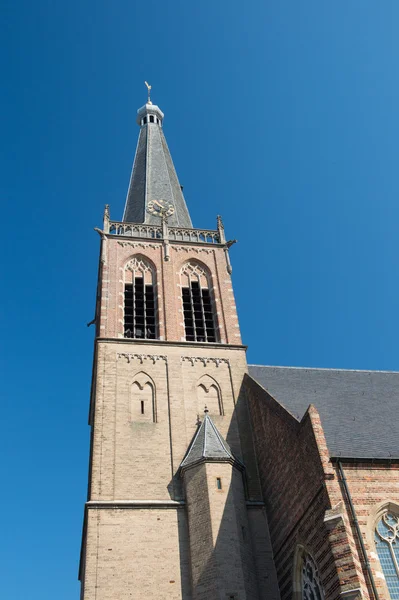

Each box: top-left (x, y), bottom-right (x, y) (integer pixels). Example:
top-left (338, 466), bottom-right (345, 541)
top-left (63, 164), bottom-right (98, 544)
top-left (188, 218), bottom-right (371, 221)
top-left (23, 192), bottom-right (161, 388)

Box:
top-left (124, 256), bottom-right (157, 339)
top-left (375, 511), bottom-right (399, 597)
top-left (302, 553), bottom-right (324, 600)
top-left (180, 261), bottom-right (218, 343)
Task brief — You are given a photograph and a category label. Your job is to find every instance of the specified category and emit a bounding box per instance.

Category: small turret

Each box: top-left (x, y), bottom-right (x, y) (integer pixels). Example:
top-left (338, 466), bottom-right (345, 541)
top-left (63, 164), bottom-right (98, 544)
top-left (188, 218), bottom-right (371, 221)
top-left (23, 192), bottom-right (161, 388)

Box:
top-left (180, 411), bottom-right (258, 600)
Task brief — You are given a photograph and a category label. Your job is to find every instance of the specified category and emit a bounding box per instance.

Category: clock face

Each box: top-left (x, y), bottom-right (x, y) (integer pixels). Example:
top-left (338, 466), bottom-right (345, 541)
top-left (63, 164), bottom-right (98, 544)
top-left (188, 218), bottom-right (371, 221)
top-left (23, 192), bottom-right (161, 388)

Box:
top-left (147, 199), bottom-right (175, 217)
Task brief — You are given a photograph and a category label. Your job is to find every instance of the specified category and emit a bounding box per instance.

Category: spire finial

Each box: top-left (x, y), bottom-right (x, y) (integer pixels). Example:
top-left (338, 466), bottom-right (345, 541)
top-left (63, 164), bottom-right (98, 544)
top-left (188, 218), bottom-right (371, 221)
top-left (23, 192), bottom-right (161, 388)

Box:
top-left (204, 405), bottom-right (209, 414)
top-left (144, 81), bottom-right (152, 105)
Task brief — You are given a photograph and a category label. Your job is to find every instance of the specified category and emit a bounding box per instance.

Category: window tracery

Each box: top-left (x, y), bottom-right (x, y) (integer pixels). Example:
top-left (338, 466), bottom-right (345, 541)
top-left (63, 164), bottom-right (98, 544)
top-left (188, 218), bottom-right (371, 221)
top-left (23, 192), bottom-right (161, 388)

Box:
top-left (375, 511), bottom-right (399, 598)
top-left (180, 261), bottom-right (217, 343)
top-left (124, 256), bottom-right (157, 339)
top-left (301, 552), bottom-right (324, 600)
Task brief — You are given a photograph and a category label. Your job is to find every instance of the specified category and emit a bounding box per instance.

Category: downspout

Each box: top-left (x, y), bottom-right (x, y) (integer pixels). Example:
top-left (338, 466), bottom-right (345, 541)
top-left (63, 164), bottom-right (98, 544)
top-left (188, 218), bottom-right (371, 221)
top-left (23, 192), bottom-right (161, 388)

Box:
top-left (337, 460), bottom-right (380, 600)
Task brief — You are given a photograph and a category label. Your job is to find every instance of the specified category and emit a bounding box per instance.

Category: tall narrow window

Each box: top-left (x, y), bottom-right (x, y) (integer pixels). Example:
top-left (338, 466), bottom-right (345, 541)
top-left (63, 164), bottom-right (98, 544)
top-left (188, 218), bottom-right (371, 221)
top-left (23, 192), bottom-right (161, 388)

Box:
top-left (375, 512), bottom-right (399, 597)
top-left (301, 553), bottom-right (324, 600)
top-left (124, 257), bottom-right (157, 339)
top-left (180, 261), bottom-right (217, 342)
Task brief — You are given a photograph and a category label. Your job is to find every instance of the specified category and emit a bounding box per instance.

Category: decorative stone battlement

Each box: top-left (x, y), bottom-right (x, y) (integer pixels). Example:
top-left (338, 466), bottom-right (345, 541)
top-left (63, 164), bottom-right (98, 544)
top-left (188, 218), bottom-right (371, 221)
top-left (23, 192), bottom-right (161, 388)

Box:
top-left (108, 220), bottom-right (222, 244)
top-left (103, 204), bottom-right (226, 245)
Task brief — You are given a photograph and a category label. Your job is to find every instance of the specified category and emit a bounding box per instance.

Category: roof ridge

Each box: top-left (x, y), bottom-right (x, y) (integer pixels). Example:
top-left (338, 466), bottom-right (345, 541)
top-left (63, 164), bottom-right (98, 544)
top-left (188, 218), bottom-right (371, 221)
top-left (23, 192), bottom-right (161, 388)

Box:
top-left (248, 364), bottom-right (399, 374)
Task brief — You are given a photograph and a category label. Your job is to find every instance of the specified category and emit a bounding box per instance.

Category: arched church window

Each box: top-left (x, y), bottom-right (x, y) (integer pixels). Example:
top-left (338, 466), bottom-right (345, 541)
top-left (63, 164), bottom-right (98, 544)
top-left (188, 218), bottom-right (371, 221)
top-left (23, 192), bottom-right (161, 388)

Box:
top-left (301, 552), bottom-right (324, 600)
top-left (375, 511), bottom-right (399, 597)
top-left (124, 256), bottom-right (157, 340)
top-left (180, 261), bottom-right (218, 343)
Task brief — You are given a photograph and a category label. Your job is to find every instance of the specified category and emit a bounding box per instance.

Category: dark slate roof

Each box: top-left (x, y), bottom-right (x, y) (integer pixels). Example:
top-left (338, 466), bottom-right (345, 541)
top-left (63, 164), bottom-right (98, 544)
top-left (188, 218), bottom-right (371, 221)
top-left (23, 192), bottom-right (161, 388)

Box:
top-left (122, 103), bottom-right (193, 228)
top-left (180, 414), bottom-right (243, 470)
top-left (248, 365), bottom-right (399, 459)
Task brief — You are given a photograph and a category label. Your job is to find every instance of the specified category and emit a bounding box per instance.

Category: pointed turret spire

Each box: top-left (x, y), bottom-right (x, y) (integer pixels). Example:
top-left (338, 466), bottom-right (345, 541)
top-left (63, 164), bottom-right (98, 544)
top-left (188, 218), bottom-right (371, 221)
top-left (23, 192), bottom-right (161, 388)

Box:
top-left (122, 87), bottom-right (193, 228)
top-left (180, 412), bottom-right (244, 471)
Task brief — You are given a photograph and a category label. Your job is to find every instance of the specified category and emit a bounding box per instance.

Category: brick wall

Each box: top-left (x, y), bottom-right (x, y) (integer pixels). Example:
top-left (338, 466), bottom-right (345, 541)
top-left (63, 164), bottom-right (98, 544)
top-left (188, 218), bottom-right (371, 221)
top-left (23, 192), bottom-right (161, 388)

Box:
top-left (245, 375), bottom-right (367, 600)
top-left (336, 461), bottom-right (399, 600)
top-left (82, 233), bottom-right (281, 600)
top-left (97, 236), bottom-right (241, 344)
top-left (82, 507), bottom-right (191, 600)
top-left (183, 462), bottom-right (259, 600)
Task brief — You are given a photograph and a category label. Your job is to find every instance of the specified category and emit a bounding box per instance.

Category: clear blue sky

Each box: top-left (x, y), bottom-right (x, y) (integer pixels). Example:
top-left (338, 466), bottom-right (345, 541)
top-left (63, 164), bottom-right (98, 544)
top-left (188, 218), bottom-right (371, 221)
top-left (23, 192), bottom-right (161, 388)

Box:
top-left (2, 1), bottom-right (399, 597)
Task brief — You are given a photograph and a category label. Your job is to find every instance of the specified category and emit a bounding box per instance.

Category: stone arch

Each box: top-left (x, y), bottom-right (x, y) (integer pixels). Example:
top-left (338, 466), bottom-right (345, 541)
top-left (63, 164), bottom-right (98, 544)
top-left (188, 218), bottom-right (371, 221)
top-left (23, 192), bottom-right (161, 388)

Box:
top-left (124, 254), bottom-right (157, 285)
top-left (130, 371), bottom-right (156, 422)
top-left (292, 545), bottom-right (325, 600)
top-left (196, 374), bottom-right (223, 415)
top-left (179, 258), bottom-right (213, 289)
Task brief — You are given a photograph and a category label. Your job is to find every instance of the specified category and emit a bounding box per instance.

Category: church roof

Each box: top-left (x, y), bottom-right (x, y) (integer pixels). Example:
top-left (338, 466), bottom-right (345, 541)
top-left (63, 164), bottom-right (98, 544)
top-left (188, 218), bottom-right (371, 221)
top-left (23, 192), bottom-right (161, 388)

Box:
top-left (180, 412), bottom-right (244, 471)
top-left (248, 365), bottom-right (399, 460)
top-left (122, 102), bottom-right (193, 228)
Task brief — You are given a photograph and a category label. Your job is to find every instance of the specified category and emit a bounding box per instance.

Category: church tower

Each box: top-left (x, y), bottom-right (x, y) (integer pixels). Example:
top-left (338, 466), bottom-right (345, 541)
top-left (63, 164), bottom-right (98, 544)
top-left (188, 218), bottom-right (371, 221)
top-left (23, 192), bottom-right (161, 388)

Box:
top-left (79, 92), bottom-right (280, 600)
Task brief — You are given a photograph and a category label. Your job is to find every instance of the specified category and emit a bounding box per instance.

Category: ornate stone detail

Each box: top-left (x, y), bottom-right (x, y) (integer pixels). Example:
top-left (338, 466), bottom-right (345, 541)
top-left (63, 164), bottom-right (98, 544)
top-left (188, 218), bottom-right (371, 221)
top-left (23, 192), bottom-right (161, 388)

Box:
top-left (181, 356), bottom-right (229, 367)
top-left (125, 256), bottom-right (153, 273)
top-left (110, 222), bottom-right (162, 239)
top-left (181, 261), bottom-right (210, 278)
top-left (172, 245), bottom-right (213, 254)
top-left (168, 228), bottom-right (220, 244)
top-left (117, 241), bottom-right (159, 250)
top-left (117, 353), bottom-right (167, 364)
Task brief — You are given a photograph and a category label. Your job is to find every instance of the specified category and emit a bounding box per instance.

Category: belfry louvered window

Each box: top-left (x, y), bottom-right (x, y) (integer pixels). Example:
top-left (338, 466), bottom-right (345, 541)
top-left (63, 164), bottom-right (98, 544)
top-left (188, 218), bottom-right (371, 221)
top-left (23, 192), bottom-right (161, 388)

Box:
top-left (124, 257), bottom-right (157, 339)
top-left (181, 262), bottom-right (217, 343)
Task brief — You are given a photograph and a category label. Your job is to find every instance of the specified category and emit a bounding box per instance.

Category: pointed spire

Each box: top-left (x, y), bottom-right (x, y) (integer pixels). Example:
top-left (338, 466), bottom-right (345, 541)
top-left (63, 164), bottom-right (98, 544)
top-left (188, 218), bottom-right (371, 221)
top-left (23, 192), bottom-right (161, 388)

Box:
top-left (122, 91), bottom-right (193, 228)
top-left (180, 413), bottom-right (244, 472)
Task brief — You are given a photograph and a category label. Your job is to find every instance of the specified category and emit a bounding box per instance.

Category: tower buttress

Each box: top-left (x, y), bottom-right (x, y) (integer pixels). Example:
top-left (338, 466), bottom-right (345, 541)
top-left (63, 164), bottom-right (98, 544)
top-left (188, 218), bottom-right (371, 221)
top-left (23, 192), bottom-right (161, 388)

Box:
top-left (180, 412), bottom-right (259, 600)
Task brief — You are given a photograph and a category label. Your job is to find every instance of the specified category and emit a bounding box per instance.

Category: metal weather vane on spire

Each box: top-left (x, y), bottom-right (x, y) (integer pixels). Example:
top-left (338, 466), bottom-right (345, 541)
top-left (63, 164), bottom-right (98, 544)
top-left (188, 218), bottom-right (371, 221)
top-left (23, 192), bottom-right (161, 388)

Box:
top-left (144, 81), bottom-right (152, 104)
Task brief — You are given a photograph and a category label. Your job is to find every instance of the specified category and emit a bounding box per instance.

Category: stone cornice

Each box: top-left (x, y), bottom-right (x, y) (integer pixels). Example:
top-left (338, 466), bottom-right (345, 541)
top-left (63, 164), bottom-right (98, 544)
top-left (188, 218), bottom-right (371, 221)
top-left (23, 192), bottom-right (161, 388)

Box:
top-left (86, 500), bottom-right (185, 510)
top-left (96, 337), bottom-right (247, 351)
top-left (117, 353), bottom-right (167, 364)
top-left (181, 356), bottom-right (230, 367)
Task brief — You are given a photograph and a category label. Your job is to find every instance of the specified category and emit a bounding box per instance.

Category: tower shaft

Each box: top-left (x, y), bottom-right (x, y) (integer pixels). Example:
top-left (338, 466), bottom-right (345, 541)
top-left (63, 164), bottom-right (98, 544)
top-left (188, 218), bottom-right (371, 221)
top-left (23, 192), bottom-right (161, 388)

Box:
top-left (79, 96), bottom-right (280, 600)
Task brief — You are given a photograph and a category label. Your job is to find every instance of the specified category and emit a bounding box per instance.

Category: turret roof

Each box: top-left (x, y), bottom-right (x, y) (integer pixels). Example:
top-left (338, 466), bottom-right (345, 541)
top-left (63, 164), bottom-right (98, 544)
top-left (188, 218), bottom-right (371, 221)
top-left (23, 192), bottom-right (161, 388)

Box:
top-left (180, 412), bottom-right (244, 471)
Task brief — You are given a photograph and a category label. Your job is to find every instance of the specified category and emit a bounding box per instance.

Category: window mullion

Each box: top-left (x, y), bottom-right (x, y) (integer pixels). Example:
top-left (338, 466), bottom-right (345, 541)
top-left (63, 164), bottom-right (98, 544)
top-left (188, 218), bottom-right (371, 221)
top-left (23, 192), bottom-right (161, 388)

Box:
top-left (143, 269), bottom-right (147, 339)
top-left (189, 275), bottom-right (197, 341)
top-left (390, 540), bottom-right (399, 577)
top-left (198, 280), bottom-right (208, 342)
top-left (133, 270), bottom-right (137, 338)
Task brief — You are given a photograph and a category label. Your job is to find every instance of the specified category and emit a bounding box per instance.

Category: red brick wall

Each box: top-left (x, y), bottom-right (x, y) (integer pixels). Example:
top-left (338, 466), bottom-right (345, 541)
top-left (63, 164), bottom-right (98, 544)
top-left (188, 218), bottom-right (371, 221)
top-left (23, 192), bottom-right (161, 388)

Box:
top-left (245, 376), bottom-right (368, 599)
top-left (96, 236), bottom-right (241, 344)
top-left (336, 461), bottom-right (399, 600)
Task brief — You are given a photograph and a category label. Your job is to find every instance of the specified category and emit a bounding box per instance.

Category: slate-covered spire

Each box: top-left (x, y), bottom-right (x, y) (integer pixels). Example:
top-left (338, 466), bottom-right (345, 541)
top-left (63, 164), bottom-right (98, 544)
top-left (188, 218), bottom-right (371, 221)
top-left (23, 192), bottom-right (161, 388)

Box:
top-left (122, 98), bottom-right (193, 228)
top-left (180, 411), bottom-right (244, 471)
